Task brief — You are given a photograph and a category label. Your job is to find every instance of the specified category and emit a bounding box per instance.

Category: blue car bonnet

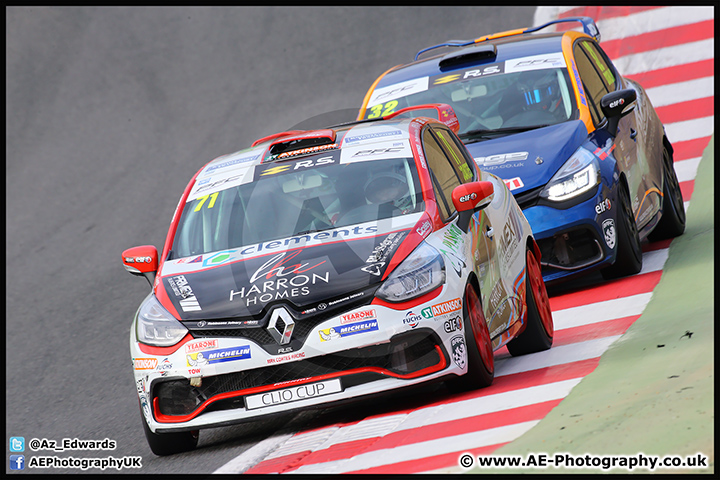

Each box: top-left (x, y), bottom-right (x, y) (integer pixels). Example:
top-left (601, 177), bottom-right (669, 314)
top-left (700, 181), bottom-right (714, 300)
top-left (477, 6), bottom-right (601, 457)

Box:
top-left (463, 120), bottom-right (589, 195)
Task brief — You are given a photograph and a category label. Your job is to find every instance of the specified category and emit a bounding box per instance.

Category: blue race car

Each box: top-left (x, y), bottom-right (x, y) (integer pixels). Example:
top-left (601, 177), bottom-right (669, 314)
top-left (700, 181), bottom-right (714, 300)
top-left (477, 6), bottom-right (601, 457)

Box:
top-left (358, 17), bottom-right (685, 285)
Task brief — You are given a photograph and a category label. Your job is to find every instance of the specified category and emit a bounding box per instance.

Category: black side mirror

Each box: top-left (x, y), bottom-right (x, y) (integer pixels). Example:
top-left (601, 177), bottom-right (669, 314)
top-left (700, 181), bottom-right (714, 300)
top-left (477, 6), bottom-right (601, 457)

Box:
top-left (601, 89), bottom-right (637, 136)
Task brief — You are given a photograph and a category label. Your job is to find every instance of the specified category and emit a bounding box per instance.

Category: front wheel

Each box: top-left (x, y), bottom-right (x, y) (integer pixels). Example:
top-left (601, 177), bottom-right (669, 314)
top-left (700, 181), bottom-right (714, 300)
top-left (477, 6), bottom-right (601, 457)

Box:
top-left (446, 283), bottom-right (494, 392)
top-left (601, 181), bottom-right (643, 280)
top-left (140, 408), bottom-right (199, 456)
top-left (507, 248), bottom-right (554, 356)
top-left (649, 145), bottom-right (686, 241)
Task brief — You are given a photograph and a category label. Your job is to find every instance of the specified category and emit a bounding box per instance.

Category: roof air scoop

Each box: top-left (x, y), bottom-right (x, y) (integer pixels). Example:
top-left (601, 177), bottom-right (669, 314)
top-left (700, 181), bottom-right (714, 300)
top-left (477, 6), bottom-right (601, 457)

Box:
top-left (438, 43), bottom-right (497, 70)
top-left (266, 129), bottom-right (338, 161)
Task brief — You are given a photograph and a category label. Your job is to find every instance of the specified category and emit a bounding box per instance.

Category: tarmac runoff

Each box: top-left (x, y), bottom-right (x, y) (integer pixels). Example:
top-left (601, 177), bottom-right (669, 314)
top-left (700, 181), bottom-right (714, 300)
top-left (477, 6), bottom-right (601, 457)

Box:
top-left (459, 135), bottom-right (714, 474)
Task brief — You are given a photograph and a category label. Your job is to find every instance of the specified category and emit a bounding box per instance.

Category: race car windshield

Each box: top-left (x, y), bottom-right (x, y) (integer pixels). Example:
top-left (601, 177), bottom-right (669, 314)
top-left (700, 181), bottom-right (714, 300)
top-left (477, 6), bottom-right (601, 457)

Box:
top-left (170, 156), bottom-right (424, 258)
top-left (366, 67), bottom-right (578, 138)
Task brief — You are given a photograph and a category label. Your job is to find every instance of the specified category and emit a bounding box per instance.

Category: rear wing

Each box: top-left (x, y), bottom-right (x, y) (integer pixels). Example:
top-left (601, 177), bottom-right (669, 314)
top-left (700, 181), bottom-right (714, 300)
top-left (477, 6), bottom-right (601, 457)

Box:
top-left (415, 16), bottom-right (600, 61)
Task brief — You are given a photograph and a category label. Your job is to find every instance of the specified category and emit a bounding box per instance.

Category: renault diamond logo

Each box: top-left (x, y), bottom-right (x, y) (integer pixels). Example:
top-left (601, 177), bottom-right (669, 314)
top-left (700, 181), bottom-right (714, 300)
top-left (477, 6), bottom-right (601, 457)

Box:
top-left (267, 307), bottom-right (295, 345)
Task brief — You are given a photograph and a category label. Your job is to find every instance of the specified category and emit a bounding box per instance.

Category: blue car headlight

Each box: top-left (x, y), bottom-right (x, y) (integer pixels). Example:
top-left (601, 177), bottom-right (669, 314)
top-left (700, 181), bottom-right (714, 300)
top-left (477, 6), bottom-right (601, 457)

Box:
top-left (135, 294), bottom-right (189, 346)
top-left (376, 242), bottom-right (446, 302)
top-left (540, 147), bottom-right (600, 202)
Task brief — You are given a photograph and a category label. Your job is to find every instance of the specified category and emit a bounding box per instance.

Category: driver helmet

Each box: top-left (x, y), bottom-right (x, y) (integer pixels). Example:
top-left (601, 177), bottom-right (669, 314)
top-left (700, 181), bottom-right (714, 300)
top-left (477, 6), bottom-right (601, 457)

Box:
top-left (364, 170), bottom-right (409, 205)
top-left (517, 70), bottom-right (562, 112)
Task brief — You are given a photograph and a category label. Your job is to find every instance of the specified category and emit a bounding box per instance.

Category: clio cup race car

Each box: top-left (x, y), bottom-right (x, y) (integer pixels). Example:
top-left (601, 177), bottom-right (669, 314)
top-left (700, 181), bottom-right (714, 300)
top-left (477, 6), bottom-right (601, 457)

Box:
top-left (358, 17), bottom-right (685, 284)
top-left (122, 104), bottom-right (553, 455)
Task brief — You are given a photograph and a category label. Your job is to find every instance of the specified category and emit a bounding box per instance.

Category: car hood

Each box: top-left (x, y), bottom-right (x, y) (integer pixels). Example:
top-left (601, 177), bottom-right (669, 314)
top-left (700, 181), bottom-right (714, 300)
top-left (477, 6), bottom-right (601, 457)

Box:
top-left (463, 120), bottom-right (588, 195)
top-left (157, 214), bottom-right (426, 322)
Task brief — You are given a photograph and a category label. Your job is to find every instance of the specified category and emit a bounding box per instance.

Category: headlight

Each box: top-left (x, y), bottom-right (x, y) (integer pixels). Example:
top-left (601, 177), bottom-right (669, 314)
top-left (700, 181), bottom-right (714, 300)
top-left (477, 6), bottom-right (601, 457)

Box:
top-left (540, 147), bottom-right (600, 201)
top-left (135, 294), bottom-right (188, 346)
top-left (376, 242), bottom-right (445, 302)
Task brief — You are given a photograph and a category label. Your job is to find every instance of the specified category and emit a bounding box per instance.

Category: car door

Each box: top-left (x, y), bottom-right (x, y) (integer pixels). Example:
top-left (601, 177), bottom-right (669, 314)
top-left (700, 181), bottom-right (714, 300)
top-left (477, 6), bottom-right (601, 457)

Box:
top-left (422, 124), bottom-right (520, 340)
top-left (573, 39), bottom-right (658, 226)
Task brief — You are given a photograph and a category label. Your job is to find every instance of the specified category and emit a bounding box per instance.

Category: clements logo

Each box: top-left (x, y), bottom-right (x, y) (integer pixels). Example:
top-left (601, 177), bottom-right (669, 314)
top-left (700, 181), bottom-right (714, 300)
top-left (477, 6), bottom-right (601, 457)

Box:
top-left (340, 308), bottom-right (377, 325)
top-left (185, 339), bottom-right (219, 354)
top-left (133, 358), bottom-right (158, 370)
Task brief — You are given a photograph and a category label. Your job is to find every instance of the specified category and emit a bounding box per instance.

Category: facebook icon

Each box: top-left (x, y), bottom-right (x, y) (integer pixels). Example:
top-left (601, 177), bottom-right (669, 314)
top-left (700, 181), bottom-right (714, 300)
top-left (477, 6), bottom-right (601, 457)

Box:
top-left (10, 455), bottom-right (25, 470)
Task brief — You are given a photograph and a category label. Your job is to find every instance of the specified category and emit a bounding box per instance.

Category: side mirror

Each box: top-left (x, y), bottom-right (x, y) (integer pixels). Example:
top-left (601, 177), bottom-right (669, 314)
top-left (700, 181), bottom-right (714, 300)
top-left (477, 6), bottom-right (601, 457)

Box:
top-left (601, 88), bottom-right (637, 136)
top-left (452, 181), bottom-right (494, 233)
top-left (122, 245), bottom-right (158, 287)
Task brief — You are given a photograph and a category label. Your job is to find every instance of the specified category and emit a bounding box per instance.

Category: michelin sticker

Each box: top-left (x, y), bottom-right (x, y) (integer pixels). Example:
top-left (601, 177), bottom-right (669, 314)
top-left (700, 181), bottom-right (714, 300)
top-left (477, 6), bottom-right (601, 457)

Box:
top-left (318, 319), bottom-right (379, 342)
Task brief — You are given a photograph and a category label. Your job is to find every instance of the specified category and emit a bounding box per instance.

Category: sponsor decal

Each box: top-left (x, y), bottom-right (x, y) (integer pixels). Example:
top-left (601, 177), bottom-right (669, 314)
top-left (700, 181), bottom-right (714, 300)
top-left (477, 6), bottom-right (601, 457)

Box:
top-left (458, 192), bottom-right (477, 203)
top-left (255, 152), bottom-right (339, 179)
top-left (595, 198), bottom-right (612, 215)
top-left (450, 335), bottom-right (467, 370)
top-left (167, 275), bottom-right (202, 312)
top-left (416, 220), bottom-right (432, 237)
top-left (201, 152), bottom-right (262, 177)
top-left (124, 256), bottom-right (153, 264)
top-left (186, 346), bottom-right (251, 366)
top-left (366, 232), bottom-right (406, 264)
top-left (444, 315), bottom-right (462, 333)
top-left (489, 281), bottom-right (508, 311)
top-left (267, 144), bottom-right (339, 163)
top-left (602, 218), bottom-right (616, 249)
top-left (236, 225), bottom-right (380, 259)
top-left (475, 151), bottom-right (528, 167)
top-left (361, 231), bottom-right (407, 276)
top-left (267, 351), bottom-right (306, 364)
top-left (439, 224), bottom-right (466, 277)
top-left (570, 59), bottom-right (587, 106)
top-left (133, 358), bottom-right (158, 370)
top-left (156, 358), bottom-right (173, 375)
top-left (504, 177), bottom-right (524, 191)
top-left (368, 77), bottom-right (430, 106)
top-left (230, 250), bottom-right (329, 307)
top-left (505, 53), bottom-right (566, 73)
top-left (318, 319), bottom-right (379, 341)
top-left (430, 63), bottom-right (503, 86)
top-left (351, 146), bottom-right (405, 158)
top-left (343, 128), bottom-right (402, 144)
top-left (500, 207), bottom-right (522, 266)
top-left (432, 298), bottom-right (463, 317)
top-left (340, 308), bottom-right (377, 325)
top-left (245, 378), bottom-right (342, 410)
top-left (189, 169), bottom-right (249, 201)
top-left (403, 311), bottom-right (422, 328)
top-left (184, 339), bottom-right (219, 354)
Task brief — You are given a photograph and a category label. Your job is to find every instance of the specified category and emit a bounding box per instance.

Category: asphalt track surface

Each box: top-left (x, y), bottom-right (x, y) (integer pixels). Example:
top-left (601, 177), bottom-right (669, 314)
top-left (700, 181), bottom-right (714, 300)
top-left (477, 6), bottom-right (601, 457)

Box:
top-left (5, 6), bottom-right (540, 474)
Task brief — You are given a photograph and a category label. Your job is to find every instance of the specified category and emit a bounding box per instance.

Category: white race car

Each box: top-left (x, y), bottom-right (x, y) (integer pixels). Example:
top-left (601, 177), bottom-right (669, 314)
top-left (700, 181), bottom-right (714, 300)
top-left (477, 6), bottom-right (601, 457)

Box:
top-left (122, 104), bottom-right (554, 455)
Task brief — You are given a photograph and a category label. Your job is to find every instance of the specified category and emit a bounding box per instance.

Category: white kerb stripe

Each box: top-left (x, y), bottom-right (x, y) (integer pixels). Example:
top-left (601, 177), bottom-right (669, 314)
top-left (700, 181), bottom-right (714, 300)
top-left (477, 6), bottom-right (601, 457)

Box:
top-left (674, 157), bottom-right (701, 183)
top-left (552, 293), bottom-right (653, 331)
top-left (495, 336), bottom-right (622, 377)
top-left (664, 117), bottom-right (715, 145)
top-left (596, 6), bottom-right (714, 41)
top-left (645, 78), bottom-right (714, 108)
top-left (290, 420), bottom-right (540, 474)
top-left (612, 38), bottom-right (714, 76)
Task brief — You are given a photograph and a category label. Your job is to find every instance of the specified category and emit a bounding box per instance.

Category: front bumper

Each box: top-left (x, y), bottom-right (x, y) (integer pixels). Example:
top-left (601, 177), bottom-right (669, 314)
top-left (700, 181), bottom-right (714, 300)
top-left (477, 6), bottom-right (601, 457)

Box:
top-left (520, 184), bottom-right (618, 285)
top-left (131, 290), bottom-right (468, 433)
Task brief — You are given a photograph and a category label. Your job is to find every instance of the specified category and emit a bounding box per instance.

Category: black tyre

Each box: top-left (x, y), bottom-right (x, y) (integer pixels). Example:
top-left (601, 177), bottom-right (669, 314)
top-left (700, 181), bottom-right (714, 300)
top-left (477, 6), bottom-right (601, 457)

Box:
top-left (601, 180), bottom-right (643, 280)
top-left (507, 248), bottom-right (554, 356)
top-left (447, 283), bottom-right (494, 392)
top-left (649, 145), bottom-right (686, 241)
top-left (140, 408), bottom-right (199, 456)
